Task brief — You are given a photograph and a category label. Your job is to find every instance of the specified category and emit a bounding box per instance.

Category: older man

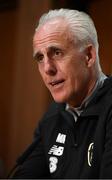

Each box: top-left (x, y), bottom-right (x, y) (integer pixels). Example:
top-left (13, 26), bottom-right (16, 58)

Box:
top-left (10, 9), bottom-right (112, 179)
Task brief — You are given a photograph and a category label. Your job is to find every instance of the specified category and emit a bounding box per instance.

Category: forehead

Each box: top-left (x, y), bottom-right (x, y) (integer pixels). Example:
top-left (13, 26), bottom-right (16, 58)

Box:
top-left (33, 19), bottom-right (71, 49)
top-left (35, 18), bottom-right (67, 36)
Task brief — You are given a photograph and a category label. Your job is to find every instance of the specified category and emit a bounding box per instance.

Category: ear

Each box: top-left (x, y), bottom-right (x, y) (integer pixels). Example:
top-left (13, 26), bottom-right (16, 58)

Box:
top-left (85, 44), bottom-right (97, 67)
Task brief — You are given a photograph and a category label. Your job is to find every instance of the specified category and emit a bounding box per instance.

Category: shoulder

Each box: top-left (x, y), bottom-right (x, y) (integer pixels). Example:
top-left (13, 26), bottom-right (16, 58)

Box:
top-left (42, 101), bottom-right (65, 120)
top-left (100, 76), bottom-right (112, 102)
top-left (34, 102), bottom-right (65, 137)
top-left (95, 76), bottom-right (112, 104)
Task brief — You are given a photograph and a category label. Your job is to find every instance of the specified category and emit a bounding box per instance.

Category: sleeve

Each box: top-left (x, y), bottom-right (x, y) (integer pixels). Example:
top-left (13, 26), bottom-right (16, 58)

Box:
top-left (11, 123), bottom-right (51, 179)
top-left (99, 109), bottom-right (112, 178)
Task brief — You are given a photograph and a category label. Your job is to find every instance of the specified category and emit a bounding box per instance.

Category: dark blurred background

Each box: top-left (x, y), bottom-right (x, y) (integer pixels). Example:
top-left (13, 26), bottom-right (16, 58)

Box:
top-left (0, 0), bottom-right (112, 177)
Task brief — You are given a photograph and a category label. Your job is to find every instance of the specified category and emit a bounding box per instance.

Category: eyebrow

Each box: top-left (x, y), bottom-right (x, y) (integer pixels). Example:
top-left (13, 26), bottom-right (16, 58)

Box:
top-left (49, 46), bottom-right (62, 51)
top-left (33, 45), bottom-right (62, 58)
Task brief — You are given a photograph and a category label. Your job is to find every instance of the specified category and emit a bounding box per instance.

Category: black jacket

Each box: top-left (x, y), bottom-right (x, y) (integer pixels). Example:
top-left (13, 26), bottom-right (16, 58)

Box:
top-left (12, 76), bottom-right (112, 179)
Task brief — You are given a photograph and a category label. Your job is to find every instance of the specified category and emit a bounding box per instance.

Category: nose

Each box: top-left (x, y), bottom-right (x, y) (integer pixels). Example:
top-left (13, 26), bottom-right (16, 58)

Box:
top-left (44, 58), bottom-right (57, 76)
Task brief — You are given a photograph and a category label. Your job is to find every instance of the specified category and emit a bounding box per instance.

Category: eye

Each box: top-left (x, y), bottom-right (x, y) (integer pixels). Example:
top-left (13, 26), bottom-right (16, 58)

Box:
top-left (34, 53), bottom-right (44, 63)
top-left (55, 49), bottom-right (62, 56)
top-left (51, 48), bottom-right (63, 59)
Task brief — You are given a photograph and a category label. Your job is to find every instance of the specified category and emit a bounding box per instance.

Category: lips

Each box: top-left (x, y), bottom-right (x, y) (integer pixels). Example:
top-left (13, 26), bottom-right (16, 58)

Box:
top-left (49, 79), bottom-right (65, 86)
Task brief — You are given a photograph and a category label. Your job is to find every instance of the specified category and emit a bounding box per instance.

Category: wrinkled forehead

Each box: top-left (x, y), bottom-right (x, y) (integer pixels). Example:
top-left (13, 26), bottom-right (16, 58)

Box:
top-left (33, 18), bottom-right (77, 58)
top-left (33, 18), bottom-right (68, 41)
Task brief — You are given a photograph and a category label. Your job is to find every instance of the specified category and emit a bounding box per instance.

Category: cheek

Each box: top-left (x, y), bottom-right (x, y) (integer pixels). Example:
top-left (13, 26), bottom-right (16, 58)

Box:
top-left (38, 66), bottom-right (46, 81)
top-left (38, 64), bottom-right (44, 76)
top-left (66, 63), bottom-right (87, 87)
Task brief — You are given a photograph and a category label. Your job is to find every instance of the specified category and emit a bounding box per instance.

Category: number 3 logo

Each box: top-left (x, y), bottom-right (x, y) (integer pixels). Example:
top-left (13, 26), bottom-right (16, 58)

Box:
top-left (49, 157), bottom-right (58, 173)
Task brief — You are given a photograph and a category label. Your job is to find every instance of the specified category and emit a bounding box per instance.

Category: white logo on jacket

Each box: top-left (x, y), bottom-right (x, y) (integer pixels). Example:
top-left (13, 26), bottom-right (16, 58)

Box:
top-left (48, 145), bottom-right (64, 156)
top-left (48, 132), bottom-right (66, 173)
top-left (49, 156), bottom-right (58, 173)
top-left (56, 133), bottom-right (66, 144)
top-left (88, 142), bottom-right (94, 167)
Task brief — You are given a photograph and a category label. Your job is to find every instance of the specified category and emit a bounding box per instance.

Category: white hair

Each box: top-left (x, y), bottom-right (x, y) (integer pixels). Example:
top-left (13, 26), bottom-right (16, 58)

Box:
top-left (36, 9), bottom-right (101, 70)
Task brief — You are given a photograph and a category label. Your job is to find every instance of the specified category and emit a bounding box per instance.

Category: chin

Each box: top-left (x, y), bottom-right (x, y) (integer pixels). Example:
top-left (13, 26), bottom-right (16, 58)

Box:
top-left (52, 95), bottom-right (69, 104)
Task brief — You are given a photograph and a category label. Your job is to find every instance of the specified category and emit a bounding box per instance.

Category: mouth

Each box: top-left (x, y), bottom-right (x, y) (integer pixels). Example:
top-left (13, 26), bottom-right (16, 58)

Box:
top-left (49, 79), bottom-right (65, 87)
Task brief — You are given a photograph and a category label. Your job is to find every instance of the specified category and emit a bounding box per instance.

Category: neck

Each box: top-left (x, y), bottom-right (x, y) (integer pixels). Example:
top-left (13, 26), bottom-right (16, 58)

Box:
top-left (68, 71), bottom-right (106, 108)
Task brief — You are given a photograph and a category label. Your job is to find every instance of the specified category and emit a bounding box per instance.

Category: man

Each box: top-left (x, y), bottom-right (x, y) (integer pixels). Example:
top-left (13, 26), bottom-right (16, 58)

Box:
top-left (11, 9), bottom-right (112, 178)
